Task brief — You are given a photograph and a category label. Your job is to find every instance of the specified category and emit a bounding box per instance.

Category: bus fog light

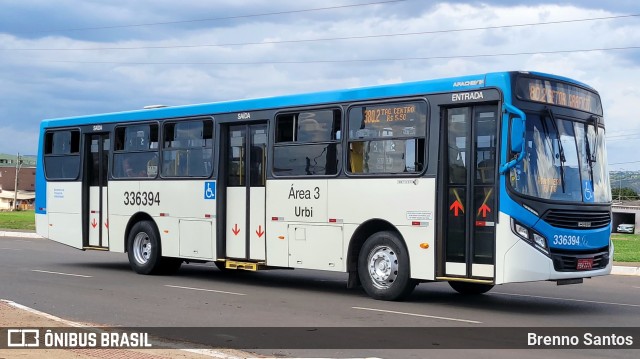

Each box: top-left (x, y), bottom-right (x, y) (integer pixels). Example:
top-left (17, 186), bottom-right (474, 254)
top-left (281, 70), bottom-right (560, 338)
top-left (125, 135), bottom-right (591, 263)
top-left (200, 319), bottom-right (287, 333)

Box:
top-left (532, 233), bottom-right (547, 250)
top-left (515, 223), bottom-right (529, 239)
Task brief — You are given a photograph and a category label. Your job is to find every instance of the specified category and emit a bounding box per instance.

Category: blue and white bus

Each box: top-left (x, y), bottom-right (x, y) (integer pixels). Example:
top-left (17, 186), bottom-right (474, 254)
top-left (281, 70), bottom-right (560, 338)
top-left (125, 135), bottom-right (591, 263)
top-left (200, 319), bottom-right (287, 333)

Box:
top-left (35, 71), bottom-right (612, 300)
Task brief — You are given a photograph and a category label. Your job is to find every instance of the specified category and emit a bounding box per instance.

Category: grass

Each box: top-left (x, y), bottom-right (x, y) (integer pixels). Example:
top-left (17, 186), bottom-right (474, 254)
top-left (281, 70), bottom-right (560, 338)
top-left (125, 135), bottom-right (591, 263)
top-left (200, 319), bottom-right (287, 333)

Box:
top-left (611, 233), bottom-right (640, 263)
top-left (0, 210), bottom-right (35, 231)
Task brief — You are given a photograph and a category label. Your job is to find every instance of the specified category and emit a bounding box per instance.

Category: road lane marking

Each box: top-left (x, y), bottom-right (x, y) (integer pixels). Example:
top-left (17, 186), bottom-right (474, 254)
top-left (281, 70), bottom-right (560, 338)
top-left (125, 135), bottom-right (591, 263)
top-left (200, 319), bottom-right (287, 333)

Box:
top-left (352, 306), bottom-right (482, 324)
top-left (492, 292), bottom-right (640, 308)
top-left (165, 284), bottom-right (246, 296)
top-left (0, 247), bottom-right (22, 251)
top-left (31, 269), bottom-right (92, 278)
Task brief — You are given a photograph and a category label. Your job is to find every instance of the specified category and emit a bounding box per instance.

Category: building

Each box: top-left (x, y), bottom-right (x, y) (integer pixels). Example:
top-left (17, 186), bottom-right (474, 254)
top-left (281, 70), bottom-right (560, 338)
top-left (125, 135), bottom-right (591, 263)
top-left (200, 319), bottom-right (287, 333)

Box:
top-left (612, 202), bottom-right (640, 234)
top-left (0, 154), bottom-right (37, 192)
top-left (0, 189), bottom-right (35, 210)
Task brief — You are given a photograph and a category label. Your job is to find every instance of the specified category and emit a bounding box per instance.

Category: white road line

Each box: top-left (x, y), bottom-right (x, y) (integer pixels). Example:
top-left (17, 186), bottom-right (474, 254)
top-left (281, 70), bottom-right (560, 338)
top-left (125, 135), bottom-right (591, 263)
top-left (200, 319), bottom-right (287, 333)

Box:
top-left (0, 247), bottom-right (22, 251)
top-left (31, 269), bottom-right (92, 278)
top-left (492, 292), bottom-right (640, 308)
top-left (352, 306), bottom-right (482, 324)
top-left (633, 286), bottom-right (640, 289)
top-left (165, 284), bottom-right (246, 296)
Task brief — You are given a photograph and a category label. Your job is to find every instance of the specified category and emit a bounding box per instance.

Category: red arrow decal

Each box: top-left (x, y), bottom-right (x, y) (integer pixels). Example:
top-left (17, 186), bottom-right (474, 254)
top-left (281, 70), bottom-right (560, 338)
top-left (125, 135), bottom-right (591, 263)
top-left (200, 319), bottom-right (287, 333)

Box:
top-left (91, 218), bottom-right (98, 228)
top-left (449, 200), bottom-right (464, 217)
top-left (256, 225), bottom-right (264, 238)
top-left (232, 224), bottom-right (240, 236)
top-left (478, 203), bottom-right (491, 218)
top-left (104, 219), bottom-right (109, 229)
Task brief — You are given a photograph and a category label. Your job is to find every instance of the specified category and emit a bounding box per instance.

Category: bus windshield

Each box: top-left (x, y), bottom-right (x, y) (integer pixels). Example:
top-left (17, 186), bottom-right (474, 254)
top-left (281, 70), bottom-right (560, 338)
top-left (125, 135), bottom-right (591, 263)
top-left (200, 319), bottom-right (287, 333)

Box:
top-left (510, 111), bottom-right (611, 203)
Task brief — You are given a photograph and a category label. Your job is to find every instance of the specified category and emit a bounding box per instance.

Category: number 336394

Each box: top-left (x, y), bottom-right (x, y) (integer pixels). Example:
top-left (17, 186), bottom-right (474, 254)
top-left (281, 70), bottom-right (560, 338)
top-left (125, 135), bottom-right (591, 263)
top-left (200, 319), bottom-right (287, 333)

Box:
top-left (123, 191), bottom-right (160, 206)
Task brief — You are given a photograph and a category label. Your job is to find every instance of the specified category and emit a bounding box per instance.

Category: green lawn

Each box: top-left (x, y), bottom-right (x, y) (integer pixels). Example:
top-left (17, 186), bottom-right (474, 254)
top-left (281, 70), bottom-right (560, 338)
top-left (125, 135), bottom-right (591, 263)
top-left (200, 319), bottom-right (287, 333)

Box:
top-left (611, 234), bottom-right (640, 262)
top-left (0, 210), bottom-right (35, 231)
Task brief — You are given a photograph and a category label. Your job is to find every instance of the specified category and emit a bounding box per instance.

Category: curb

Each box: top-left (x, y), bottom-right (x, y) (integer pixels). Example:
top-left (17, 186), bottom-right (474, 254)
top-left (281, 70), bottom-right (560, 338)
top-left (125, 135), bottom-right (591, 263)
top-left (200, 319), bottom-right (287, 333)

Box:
top-left (0, 230), bottom-right (42, 239)
top-left (611, 266), bottom-right (640, 276)
top-left (2, 231), bottom-right (640, 276)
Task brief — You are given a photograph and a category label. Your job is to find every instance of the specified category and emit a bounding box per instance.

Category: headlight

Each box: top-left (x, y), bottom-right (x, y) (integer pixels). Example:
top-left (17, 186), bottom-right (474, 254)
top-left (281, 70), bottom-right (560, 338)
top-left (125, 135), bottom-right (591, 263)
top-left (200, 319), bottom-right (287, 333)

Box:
top-left (512, 219), bottom-right (549, 254)
top-left (532, 233), bottom-right (548, 252)
top-left (514, 223), bottom-right (529, 239)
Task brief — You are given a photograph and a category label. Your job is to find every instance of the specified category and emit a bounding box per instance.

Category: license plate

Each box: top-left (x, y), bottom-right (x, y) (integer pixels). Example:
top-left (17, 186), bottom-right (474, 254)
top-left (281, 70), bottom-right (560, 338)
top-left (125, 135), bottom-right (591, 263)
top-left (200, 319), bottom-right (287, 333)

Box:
top-left (576, 258), bottom-right (593, 270)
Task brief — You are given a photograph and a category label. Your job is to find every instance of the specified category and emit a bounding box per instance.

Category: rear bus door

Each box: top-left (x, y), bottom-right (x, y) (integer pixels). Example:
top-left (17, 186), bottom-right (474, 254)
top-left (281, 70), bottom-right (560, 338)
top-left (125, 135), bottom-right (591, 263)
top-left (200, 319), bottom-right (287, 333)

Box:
top-left (83, 132), bottom-right (110, 249)
top-left (224, 122), bottom-right (268, 260)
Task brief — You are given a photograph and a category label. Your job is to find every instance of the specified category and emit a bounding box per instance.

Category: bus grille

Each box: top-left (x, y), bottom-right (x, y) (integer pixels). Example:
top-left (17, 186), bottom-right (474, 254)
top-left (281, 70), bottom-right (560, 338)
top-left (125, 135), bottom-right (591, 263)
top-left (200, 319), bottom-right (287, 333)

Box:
top-left (550, 247), bottom-right (609, 272)
top-left (542, 210), bottom-right (610, 229)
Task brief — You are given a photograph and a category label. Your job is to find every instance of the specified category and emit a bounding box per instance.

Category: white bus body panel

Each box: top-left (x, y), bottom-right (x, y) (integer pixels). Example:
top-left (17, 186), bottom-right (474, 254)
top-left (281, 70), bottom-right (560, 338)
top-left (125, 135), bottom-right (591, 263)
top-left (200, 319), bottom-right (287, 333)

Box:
top-left (46, 182), bottom-right (83, 248)
top-left (497, 212), bottom-right (612, 284)
top-left (87, 186), bottom-right (109, 247)
top-left (249, 187), bottom-right (266, 260)
top-left (265, 178), bottom-right (435, 280)
top-left (108, 180), bottom-right (216, 260)
top-left (226, 187), bottom-right (247, 258)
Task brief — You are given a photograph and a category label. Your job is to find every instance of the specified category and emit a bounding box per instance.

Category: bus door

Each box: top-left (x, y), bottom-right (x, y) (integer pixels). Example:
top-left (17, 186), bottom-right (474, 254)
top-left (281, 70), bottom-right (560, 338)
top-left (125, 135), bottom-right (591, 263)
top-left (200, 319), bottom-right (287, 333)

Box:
top-left (84, 133), bottom-right (110, 249)
top-left (224, 122), bottom-right (268, 260)
top-left (442, 105), bottom-right (498, 280)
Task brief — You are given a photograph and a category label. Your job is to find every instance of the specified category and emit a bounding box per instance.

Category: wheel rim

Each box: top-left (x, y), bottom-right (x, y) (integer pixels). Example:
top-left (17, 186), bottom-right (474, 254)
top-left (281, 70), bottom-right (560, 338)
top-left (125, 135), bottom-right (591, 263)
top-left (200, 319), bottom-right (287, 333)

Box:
top-left (367, 245), bottom-right (399, 289)
top-left (132, 232), bottom-right (152, 265)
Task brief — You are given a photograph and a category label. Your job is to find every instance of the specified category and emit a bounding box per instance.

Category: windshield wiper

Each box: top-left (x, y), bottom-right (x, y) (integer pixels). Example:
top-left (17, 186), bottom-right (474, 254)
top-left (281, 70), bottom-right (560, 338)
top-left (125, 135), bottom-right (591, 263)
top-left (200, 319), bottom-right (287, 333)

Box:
top-left (587, 115), bottom-right (600, 164)
top-left (545, 107), bottom-right (566, 193)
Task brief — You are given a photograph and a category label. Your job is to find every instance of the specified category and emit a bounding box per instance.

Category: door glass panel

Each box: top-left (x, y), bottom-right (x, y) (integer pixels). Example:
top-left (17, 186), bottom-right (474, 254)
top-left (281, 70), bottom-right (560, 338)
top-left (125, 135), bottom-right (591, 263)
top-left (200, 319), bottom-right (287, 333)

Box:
top-left (448, 108), bottom-right (470, 184)
top-left (473, 187), bottom-right (495, 264)
top-left (250, 125), bottom-right (267, 187)
top-left (227, 126), bottom-right (246, 187)
top-left (446, 108), bottom-right (470, 264)
top-left (472, 106), bottom-right (497, 266)
top-left (446, 188), bottom-right (466, 263)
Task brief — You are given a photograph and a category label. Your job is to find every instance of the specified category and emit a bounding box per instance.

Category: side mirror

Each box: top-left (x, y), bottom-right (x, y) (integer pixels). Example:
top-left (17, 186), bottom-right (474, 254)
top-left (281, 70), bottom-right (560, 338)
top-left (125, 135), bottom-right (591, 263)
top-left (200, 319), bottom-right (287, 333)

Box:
top-left (499, 104), bottom-right (526, 174)
top-left (510, 116), bottom-right (524, 153)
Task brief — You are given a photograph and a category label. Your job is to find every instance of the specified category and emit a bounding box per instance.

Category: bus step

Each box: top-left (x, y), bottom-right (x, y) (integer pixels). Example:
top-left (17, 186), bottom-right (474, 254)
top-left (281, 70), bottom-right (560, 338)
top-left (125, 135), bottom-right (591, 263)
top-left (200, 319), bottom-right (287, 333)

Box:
top-left (82, 246), bottom-right (109, 251)
top-left (225, 260), bottom-right (265, 271)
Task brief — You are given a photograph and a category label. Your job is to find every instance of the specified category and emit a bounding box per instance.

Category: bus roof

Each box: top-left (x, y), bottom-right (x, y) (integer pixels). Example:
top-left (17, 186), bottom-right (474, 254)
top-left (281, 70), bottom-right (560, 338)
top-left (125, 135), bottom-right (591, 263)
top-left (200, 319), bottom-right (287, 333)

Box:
top-left (40, 70), bottom-right (595, 128)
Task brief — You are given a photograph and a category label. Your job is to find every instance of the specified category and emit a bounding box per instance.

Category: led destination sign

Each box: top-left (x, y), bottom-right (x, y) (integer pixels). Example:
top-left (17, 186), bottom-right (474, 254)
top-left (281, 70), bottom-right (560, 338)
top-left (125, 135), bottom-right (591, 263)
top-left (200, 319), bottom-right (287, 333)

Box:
top-left (516, 77), bottom-right (603, 115)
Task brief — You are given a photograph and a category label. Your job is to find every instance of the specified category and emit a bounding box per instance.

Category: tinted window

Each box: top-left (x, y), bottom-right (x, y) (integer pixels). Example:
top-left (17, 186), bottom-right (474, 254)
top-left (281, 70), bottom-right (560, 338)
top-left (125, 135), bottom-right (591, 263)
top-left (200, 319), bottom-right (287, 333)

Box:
top-left (113, 123), bottom-right (159, 179)
top-left (44, 130), bottom-right (81, 180)
top-left (162, 119), bottom-right (213, 177)
top-left (348, 101), bottom-right (427, 174)
top-left (273, 109), bottom-right (341, 176)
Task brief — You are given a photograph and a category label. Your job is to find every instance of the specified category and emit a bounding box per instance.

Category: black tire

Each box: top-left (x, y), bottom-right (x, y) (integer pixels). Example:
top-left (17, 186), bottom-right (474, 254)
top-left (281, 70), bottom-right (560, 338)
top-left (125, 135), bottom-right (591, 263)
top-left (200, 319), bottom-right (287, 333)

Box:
top-left (127, 220), bottom-right (163, 274)
top-left (358, 231), bottom-right (417, 301)
top-left (448, 281), bottom-right (494, 295)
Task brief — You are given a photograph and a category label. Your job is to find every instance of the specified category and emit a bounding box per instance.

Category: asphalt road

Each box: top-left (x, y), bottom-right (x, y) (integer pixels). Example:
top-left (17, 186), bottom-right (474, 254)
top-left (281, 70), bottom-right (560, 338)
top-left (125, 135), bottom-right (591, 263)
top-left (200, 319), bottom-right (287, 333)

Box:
top-left (1, 236), bottom-right (639, 358)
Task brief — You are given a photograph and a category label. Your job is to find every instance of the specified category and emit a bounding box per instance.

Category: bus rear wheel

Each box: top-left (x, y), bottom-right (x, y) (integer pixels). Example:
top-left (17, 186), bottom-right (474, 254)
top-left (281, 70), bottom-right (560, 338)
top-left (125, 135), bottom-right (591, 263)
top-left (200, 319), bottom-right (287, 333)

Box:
top-left (358, 231), bottom-right (417, 301)
top-left (448, 281), bottom-right (494, 295)
top-left (127, 220), bottom-right (166, 275)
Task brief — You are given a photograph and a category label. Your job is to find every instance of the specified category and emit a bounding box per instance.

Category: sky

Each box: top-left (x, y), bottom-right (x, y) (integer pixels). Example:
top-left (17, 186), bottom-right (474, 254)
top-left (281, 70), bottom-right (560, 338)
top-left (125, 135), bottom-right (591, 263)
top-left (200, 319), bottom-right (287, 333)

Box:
top-left (0, 0), bottom-right (639, 170)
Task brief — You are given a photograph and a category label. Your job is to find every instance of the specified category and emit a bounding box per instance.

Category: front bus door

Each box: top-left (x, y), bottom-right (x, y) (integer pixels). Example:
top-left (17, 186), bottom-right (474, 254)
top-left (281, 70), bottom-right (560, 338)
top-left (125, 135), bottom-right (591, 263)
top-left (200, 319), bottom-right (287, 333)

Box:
top-left (84, 133), bottom-right (110, 249)
top-left (442, 105), bottom-right (498, 280)
top-left (225, 122), bottom-right (268, 261)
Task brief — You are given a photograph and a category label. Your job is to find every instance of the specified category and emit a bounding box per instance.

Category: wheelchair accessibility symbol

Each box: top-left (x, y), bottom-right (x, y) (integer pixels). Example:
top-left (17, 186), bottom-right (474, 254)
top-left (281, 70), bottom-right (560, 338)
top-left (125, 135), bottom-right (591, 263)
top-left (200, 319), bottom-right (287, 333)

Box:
top-left (204, 182), bottom-right (216, 200)
top-left (582, 180), bottom-right (594, 203)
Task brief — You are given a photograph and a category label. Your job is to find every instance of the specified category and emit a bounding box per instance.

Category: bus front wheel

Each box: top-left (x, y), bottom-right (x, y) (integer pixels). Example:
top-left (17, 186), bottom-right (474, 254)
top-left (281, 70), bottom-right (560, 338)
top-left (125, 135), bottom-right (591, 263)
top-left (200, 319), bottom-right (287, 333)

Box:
top-left (127, 220), bottom-right (163, 274)
top-left (358, 231), bottom-right (417, 301)
top-left (448, 281), bottom-right (494, 295)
